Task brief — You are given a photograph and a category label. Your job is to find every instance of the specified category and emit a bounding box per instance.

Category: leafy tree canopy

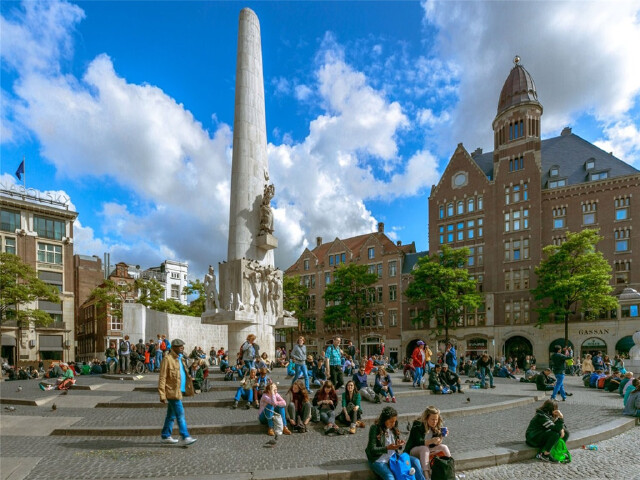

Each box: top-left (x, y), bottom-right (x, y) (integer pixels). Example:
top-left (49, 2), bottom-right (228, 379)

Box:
top-left (404, 245), bottom-right (482, 342)
top-left (0, 252), bottom-right (60, 326)
top-left (283, 275), bottom-right (309, 327)
top-left (323, 263), bottom-right (378, 348)
top-left (533, 229), bottom-right (617, 342)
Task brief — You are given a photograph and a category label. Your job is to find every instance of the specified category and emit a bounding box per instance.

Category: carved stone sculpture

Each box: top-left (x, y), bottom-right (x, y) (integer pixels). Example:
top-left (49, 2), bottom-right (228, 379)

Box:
top-left (259, 184), bottom-right (275, 235)
top-left (204, 265), bottom-right (220, 310)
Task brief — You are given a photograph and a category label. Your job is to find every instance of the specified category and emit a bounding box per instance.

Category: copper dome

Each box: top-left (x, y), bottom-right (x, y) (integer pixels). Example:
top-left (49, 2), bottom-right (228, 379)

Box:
top-left (497, 60), bottom-right (541, 115)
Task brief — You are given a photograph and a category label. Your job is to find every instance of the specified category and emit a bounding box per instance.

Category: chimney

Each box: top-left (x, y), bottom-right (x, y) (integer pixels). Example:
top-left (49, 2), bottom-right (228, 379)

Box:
top-left (471, 147), bottom-right (483, 158)
top-left (396, 240), bottom-right (402, 246)
top-left (561, 126), bottom-right (572, 136)
top-left (316, 236), bottom-right (322, 247)
top-left (377, 222), bottom-right (385, 233)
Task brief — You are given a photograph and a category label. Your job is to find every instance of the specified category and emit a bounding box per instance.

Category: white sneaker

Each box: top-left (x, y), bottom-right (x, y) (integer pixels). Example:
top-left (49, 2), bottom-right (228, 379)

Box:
top-left (162, 437), bottom-right (178, 444)
top-left (182, 436), bottom-right (197, 446)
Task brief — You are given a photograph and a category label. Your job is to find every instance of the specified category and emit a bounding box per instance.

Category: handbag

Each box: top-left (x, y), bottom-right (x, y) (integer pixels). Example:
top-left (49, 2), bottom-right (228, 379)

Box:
top-left (272, 412), bottom-right (284, 436)
top-left (549, 438), bottom-right (572, 463)
top-left (388, 452), bottom-right (416, 480)
top-left (430, 455), bottom-right (455, 480)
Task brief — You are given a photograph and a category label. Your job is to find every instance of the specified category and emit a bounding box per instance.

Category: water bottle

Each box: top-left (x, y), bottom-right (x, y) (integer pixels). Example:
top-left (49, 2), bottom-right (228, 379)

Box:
top-left (582, 444), bottom-right (598, 450)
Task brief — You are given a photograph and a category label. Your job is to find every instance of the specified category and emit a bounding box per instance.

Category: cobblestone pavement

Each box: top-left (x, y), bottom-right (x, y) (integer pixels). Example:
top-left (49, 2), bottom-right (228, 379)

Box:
top-left (1, 372), bottom-right (636, 479)
top-left (461, 427), bottom-right (640, 480)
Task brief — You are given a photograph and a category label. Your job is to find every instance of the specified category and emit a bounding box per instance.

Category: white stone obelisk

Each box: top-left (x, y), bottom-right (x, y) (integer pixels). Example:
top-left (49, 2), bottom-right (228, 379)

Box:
top-left (202, 8), bottom-right (295, 360)
top-left (228, 8), bottom-right (274, 266)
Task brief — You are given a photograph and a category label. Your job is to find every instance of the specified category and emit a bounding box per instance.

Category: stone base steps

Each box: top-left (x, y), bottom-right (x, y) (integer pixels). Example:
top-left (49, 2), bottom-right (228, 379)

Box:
top-left (52, 395), bottom-right (543, 436)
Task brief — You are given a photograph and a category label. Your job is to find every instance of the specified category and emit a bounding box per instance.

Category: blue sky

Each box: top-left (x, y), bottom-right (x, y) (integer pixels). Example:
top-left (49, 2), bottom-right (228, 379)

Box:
top-left (2, 1), bottom-right (640, 279)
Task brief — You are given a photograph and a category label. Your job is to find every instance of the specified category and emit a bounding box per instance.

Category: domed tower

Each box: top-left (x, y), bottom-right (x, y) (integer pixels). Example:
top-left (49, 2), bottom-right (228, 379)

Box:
top-left (492, 56), bottom-right (543, 165)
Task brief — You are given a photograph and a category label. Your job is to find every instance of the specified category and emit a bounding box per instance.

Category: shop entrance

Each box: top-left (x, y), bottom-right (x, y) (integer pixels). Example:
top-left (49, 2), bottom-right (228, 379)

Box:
top-left (504, 336), bottom-right (533, 370)
top-left (581, 337), bottom-right (607, 358)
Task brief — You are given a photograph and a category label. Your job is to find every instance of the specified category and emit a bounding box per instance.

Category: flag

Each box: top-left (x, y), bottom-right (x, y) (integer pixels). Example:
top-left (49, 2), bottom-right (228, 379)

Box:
top-left (15, 160), bottom-right (25, 181)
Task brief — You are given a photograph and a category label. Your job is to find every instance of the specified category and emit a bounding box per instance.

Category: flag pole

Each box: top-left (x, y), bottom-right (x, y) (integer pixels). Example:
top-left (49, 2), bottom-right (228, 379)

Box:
top-left (23, 155), bottom-right (26, 188)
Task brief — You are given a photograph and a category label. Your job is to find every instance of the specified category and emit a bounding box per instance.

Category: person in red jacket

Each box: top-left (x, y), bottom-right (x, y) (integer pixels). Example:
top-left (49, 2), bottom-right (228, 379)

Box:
top-left (412, 341), bottom-right (426, 388)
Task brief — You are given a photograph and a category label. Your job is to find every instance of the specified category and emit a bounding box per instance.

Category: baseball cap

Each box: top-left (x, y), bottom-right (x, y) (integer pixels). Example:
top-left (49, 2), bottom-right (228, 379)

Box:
top-left (417, 341), bottom-right (425, 346)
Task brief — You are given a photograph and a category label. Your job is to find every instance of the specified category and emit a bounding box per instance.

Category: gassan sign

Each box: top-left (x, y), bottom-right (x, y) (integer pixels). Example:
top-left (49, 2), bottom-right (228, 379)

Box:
top-left (578, 329), bottom-right (609, 336)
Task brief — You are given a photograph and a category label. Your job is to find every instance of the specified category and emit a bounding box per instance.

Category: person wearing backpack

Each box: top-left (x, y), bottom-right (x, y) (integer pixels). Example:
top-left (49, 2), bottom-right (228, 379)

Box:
top-left (325, 336), bottom-right (344, 390)
top-left (365, 406), bottom-right (426, 480)
top-left (155, 335), bottom-right (164, 372)
top-left (241, 334), bottom-right (257, 370)
top-left (118, 335), bottom-right (131, 374)
top-left (525, 399), bottom-right (569, 462)
top-left (290, 336), bottom-right (310, 391)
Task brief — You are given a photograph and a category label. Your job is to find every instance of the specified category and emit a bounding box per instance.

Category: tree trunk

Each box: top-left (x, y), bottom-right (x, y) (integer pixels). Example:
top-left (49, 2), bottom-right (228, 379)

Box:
top-left (564, 312), bottom-right (569, 347)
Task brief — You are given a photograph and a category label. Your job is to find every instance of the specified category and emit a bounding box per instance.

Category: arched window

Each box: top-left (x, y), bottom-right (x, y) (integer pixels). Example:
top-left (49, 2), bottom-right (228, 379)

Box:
top-left (447, 203), bottom-right (454, 217)
top-left (439, 205), bottom-right (444, 219)
top-left (467, 198), bottom-right (474, 212)
top-left (457, 201), bottom-right (464, 215)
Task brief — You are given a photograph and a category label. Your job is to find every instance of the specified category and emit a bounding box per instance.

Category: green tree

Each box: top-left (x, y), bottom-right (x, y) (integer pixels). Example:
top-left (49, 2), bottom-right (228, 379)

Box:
top-left (283, 275), bottom-right (309, 326)
top-left (88, 279), bottom-right (134, 322)
top-left (533, 229), bottom-right (617, 346)
top-left (405, 245), bottom-right (482, 342)
top-left (135, 278), bottom-right (165, 308)
top-left (323, 263), bottom-right (377, 354)
top-left (0, 252), bottom-right (60, 327)
top-left (183, 279), bottom-right (206, 316)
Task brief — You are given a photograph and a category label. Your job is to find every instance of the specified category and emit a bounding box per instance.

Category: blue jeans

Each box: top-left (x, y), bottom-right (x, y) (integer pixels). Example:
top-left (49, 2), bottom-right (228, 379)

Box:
top-left (413, 367), bottom-right (423, 386)
top-left (292, 363), bottom-right (310, 391)
top-left (234, 387), bottom-right (254, 403)
top-left (551, 373), bottom-right (566, 400)
top-left (368, 457), bottom-right (425, 480)
top-left (244, 360), bottom-right (255, 371)
top-left (480, 366), bottom-right (494, 387)
top-left (259, 404), bottom-right (287, 428)
top-left (106, 357), bottom-right (118, 373)
top-left (161, 399), bottom-right (190, 439)
top-left (155, 351), bottom-right (163, 371)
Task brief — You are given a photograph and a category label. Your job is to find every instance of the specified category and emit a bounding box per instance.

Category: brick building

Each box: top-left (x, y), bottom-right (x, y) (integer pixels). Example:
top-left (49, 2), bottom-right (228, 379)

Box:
top-left (285, 223), bottom-right (415, 363)
top-left (417, 57), bottom-right (640, 365)
top-left (1, 187), bottom-right (77, 365)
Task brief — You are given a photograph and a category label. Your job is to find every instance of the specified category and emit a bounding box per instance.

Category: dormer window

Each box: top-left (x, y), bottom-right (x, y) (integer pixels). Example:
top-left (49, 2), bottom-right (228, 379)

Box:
top-left (590, 171), bottom-right (608, 181)
top-left (548, 179), bottom-right (567, 189)
top-left (585, 158), bottom-right (595, 170)
top-left (549, 166), bottom-right (559, 177)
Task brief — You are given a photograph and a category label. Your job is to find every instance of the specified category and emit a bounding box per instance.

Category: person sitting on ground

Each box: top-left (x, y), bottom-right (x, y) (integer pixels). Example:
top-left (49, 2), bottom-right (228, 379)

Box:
top-left (312, 380), bottom-right (340, 434)
top-left (17, 367), bottom-right (29, 380)
top-left (256, 352), bottom-right (272, 372)
top-left (312, 359), bottom-right (327, 387)
top-left (497, 364), bottom-right (517, 379)
top-left (428, 364), bottom-right (448, 394)
top-left (232, 368), bottom-right (258, 409)
top-left (536, 368), bottom-right (556, 391)
top-left (523, 364), bottom-right (538, 382)
top-left (353, 364), bottom-right (379, 403)
top-left (374, 367), bottom-right (396, 403)
top-left (604, 370), bottom-right (622, 392)
top-left (582, 354), bottom-right (594, 374)
top-left (623, 378), bottom-right (640, 417)
top-left (40, 362), bottom-right (76, 391)
top-left (258, 383), bottom-right (291, 435)
top-left (192, 359), bottom-right (207, 393)
top-left (286, 380), bottom-right (312, 433)
top-left (525, 399), bottom-right (569, 462)
top-left (365, 406), bottom-right (425, 480)
top-left (219, 354), bottom-right (230, 373)
top-left (589, 369), bottom-right (606, 388)
top-left (342, 355), bottom-right (355, 376)
top-left (209, 346), bottom-right (217, 366)
top-left (255, 367), bottom-right (272, 406)
top-left (619, 371), bottom-right (634, 396)
top-left (403, 358), bottom-right (416, 382)
top-left (440, 364), bottom-right (463, 393)
top-left (337, 380), bottom-right (365, 434)
top-left (405, 405), bottom-right (451, 479)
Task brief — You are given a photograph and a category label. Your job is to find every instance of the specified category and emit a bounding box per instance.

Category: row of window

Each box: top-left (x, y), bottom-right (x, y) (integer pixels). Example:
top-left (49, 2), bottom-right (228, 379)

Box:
top-left (439, 218), bottom-right (484, 244)
top-left (505, 209), bottom-right (529, 232)
top-left (505, 300), bottom-right (531, 325)
top-left (367, 261), bottom-right (398, 278)
top-left (505, 268), bottom-right (530, 291)
top-left (303, 309), bottom-right (400, 334)
top-left (615, 260), bottom-right (631, 284)
top-left (504, 238), bottom-right (530, 261)
top-left (505, 183), bottom-right (528, 204)
top-left (495, 117), bottom-right (539, 147)
top-left (552, 198), bottom-right (630, 230)
top-left (438, 196), bottom-right (484, 219)
top-left (508, 156), bottom-right (524, 172)
top-left (0, 209), bottom-right (66, 240)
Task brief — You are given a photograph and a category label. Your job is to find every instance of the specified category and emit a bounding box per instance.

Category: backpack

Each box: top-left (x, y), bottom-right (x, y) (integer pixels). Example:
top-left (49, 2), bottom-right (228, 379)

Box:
top-left (388, 452), bottom-right (416, 480)
top-left (549, 438), bottom-right (572, 463)
top-left (430, 455), bottom-right (456, 480)
top-left (224, 370), bottom-right (234, 381)
top-left (159, 340), bottom-right (166, 351)
top-left (597, 376), bottom-right (606, 389)
top-left (119, 341), bottom-right (129, 354)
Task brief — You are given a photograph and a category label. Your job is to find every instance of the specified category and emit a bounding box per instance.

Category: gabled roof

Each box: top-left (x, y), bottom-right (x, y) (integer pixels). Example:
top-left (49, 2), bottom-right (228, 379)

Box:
top-left (470, 132), bottom-right (638, 186)
top-left (402, 251), bottom-right (429, 274)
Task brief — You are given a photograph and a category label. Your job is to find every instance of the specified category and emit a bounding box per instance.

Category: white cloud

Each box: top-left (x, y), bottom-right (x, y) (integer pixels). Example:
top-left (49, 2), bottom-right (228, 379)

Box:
top-left (421, 0), bottom-right (640, 162)
top-left (417, 108), bottom-right (450, 127)
top-left (595, 120), bottom-right (640, 165)
top-left (294, 84), bottom-right (312, 101)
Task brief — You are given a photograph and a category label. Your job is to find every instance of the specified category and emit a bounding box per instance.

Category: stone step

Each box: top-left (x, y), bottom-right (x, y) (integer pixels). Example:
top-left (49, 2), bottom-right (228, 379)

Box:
top-left (52, 395), bottom-right (542, 436)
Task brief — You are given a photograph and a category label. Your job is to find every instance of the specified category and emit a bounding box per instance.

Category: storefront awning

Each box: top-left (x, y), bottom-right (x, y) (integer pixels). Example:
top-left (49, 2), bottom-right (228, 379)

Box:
top-left (615, 336), bottom-right (635, 353)
top-left (549, 338), bottom-right (574, 352)
top-left (1, 335), bottom-right (16, 346)
top-left (39, 334), bottom-right (63, 351)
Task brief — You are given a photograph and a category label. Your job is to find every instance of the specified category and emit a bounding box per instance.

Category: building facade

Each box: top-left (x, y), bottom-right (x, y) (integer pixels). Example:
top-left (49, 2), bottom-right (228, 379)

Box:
top-left (1, 187), bottom-right (78, 365)
top-left (417, 58), bottom-right (640, 366)
top-left (285, 223), bottom-right (415, 363)
top-left (129, 260), bottom-right (189, 305)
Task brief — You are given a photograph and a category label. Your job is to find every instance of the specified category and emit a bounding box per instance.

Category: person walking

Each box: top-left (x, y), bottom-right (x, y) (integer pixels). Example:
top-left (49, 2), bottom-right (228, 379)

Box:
top-left (325, 336), bottom-right (344, 390)
top-left (158, 338), bottom-right (197, 446)
top-left (550, 345), bottom-right (573, 402)
top-left (411, 341), bottom-right (426, 388)
top-left (291, 336), bottom-right (310, 391)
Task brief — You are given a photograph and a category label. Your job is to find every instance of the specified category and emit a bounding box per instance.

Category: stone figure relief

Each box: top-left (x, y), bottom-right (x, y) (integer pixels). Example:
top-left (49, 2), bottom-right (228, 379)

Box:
top-left (243, 261), bottom-right (262, 313)
top-left (259, 183), bottom-right (275, 235)
top-left (204, 265), bottom-right (220, 310)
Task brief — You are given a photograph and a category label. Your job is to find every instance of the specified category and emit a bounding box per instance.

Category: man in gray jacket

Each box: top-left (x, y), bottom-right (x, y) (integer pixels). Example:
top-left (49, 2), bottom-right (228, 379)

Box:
top-left (290, 336), bottom-right (309, 390)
